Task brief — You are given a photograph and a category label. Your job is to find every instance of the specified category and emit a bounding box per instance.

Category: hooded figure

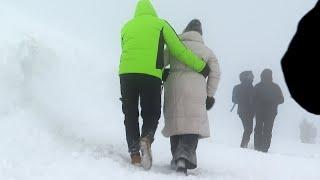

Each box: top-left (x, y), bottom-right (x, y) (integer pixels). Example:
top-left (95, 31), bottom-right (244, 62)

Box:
top-left (162, 19), bottom-right (220, 174)
top-left (232, 71), bottom-right (255, 148)
top-left (119, 0), bottom-right (210, 169)
top-left (253, 69), bottom-right (284, 152)
top-left (281, 1), bottom-right (320, 115)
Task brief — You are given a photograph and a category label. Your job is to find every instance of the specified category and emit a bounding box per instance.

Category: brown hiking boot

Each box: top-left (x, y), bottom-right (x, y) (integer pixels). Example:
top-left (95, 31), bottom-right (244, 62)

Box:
top-left (130, 153), bottom-right (141, 166)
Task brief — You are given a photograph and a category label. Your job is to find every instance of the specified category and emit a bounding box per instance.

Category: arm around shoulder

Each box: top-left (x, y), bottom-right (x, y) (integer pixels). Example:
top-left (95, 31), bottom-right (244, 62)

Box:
top-left (162, 21), bottom-right (207, 74)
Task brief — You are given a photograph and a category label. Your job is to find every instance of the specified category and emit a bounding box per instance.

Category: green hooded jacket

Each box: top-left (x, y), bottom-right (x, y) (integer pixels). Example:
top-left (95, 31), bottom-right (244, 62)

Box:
top-left (119, 0), bottom-right (206, 79)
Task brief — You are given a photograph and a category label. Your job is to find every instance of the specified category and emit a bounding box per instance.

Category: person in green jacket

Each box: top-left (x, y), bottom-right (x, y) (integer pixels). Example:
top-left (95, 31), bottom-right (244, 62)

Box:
top-left (119, 0), bottom-right (210, 169)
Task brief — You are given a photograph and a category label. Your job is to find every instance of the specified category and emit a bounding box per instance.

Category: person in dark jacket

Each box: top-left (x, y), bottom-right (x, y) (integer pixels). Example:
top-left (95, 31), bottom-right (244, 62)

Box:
top-left (232, 71), bottom-right (255, 148)
top-left (281, 1), bottom-right (320, 115)
top-left (253, 69), bottom-right (284, 152)
top-left (120, 0), bottom-right (210, 169)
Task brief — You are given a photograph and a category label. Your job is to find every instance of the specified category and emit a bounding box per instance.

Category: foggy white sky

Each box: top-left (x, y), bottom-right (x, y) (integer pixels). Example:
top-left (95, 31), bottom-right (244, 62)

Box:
top-left (3, 0), bottom-right (319, 129)
top-left (4, 0), bottom-right (316, 82)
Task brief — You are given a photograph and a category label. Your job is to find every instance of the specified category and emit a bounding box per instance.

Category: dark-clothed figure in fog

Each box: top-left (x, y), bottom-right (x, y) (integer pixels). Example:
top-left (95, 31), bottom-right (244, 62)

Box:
top-left (254, 69), bottom-right (284, 152)
top-left (281, 1), bottom-right (320, 115)
top-left (232, 71), bottom-right (255, 148)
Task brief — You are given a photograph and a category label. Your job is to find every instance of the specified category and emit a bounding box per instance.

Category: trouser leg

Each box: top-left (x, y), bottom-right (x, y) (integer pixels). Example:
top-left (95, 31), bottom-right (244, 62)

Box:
top-left (254, 114), bottom-right (264, 151)
top-left (120, 75), bottom-right (140, 154)
top-left (170, 135), bottom-right (179, 157)
top-left (261, 113), bottom-right (276, 152)
top-left (170, 134), bottom-right (199, 169)
top-left (140, 76), bottom-right (162, 141)
top-left (240, 113), bottom-right (254, 148)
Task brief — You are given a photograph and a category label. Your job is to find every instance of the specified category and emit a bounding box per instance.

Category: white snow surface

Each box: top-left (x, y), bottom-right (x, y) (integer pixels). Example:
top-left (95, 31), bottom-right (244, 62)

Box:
top-left (1, 1), bottom-right (320, 180)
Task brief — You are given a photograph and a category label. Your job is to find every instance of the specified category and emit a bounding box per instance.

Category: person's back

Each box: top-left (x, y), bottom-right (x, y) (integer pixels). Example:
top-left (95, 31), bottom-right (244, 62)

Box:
top-left (120, 0), bottom-right (209, 79)
top-left (162, 31), bottom-right (219, 138)
top-left (254, 72), bottom-right (284, 114)
top-left (169, 33), bottom-right (207, 73)
top-left (120, 1), bottom-right (164, 78)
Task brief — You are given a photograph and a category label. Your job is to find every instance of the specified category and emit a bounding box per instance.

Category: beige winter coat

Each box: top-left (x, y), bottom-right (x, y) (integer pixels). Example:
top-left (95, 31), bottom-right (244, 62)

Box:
top-left (162, 31), bottom-right (221, 138)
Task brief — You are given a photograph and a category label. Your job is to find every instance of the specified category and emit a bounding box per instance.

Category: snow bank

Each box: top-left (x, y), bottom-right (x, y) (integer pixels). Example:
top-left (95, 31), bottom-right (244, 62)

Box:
top-left (0, 4), bottom-right (122, 145)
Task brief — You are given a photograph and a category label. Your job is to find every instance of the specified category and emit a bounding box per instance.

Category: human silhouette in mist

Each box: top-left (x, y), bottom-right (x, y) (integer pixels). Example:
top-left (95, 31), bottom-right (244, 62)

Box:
top-left (232, 71), bottom-right (255, 148)
top-left (253, 69), bottom-right (284, 152)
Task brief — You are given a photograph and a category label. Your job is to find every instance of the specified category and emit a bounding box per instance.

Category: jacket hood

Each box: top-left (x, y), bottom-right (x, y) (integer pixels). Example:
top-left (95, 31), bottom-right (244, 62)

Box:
top-left (180, 31), bottom-right (204, 44)
top-left (134, 0), bottom-right (158, 18)
top-left (240, 71), bottom-right (254, 84)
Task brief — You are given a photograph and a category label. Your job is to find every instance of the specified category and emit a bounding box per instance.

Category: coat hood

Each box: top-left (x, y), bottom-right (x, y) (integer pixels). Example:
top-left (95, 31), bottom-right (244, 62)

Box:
top-left (240, 71), bottom-right (254, 84)
top-left (134, 0), bottom-right (158, 18)
top-left (180, 31), bottom-right (204, 44)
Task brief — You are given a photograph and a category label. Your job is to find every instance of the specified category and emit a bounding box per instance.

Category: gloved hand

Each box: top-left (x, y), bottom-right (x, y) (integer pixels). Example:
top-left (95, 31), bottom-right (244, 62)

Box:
top-left (162, 68), bottom-right (170, 82)
top-left (200, 64), bottom-right (210, 78)
top-left (206, 96), bottom-right (215, 110)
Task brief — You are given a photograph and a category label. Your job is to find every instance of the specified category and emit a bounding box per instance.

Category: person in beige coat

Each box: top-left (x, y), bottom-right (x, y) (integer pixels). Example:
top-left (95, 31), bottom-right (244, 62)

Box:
top-left (162, 19), bottom-right (220, 174)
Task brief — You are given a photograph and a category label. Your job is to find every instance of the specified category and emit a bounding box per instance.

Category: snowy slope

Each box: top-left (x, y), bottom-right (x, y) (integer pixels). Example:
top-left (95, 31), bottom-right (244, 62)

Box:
top-left (1, 1), bottom-right (320, 180)
top-left (1, 109), bottom-right (320, 180)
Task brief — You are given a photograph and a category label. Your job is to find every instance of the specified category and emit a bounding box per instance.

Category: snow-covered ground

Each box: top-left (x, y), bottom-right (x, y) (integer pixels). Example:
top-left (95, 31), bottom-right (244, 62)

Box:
top-left (1, 108), bottom-right (320, 180)
top-left (1, 1), bottom-right (320, 179)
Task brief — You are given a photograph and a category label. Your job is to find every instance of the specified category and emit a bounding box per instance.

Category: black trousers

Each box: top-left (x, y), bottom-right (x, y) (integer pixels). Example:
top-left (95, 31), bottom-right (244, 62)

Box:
top-left (239, 113), bottom-right (254, 148)
top-left (254, 112), bottom-right (277, 152)
top-left (120, 74), bottom-right (162, 154)
top-left (170, 134), bottom-right (199, 169)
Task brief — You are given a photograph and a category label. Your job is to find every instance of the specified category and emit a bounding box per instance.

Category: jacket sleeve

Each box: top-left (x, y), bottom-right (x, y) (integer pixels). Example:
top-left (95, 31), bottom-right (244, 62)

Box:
top-left (162, 21), bottom-right (206, 72)
top-left (206, 50), bottom-right (221, 97)
top-left (232, 86), bottom-right (239, 104)
top-left (276, 84), bottom-right (284, 105)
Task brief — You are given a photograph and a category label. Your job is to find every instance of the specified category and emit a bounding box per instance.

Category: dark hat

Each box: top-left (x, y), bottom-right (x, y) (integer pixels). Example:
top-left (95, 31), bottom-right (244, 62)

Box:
top-left (183, 19), bottom-right (203, 35)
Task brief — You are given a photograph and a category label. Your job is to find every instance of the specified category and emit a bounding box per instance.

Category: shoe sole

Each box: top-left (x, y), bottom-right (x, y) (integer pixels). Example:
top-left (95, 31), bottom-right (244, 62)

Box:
top-left (140, 139), bottom-right (152, 170)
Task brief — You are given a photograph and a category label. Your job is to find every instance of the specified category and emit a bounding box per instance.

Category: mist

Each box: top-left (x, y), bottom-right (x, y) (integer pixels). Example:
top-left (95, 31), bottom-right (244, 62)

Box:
top-left (1, 0), bottom-right (320, 179)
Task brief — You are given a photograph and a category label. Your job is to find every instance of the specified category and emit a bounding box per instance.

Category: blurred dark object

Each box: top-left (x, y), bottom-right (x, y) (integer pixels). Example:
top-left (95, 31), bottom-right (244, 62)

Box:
top-left (281, 1), bottom-right (320, 115)
top-left (162, 68), bottom-right (170, 82)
